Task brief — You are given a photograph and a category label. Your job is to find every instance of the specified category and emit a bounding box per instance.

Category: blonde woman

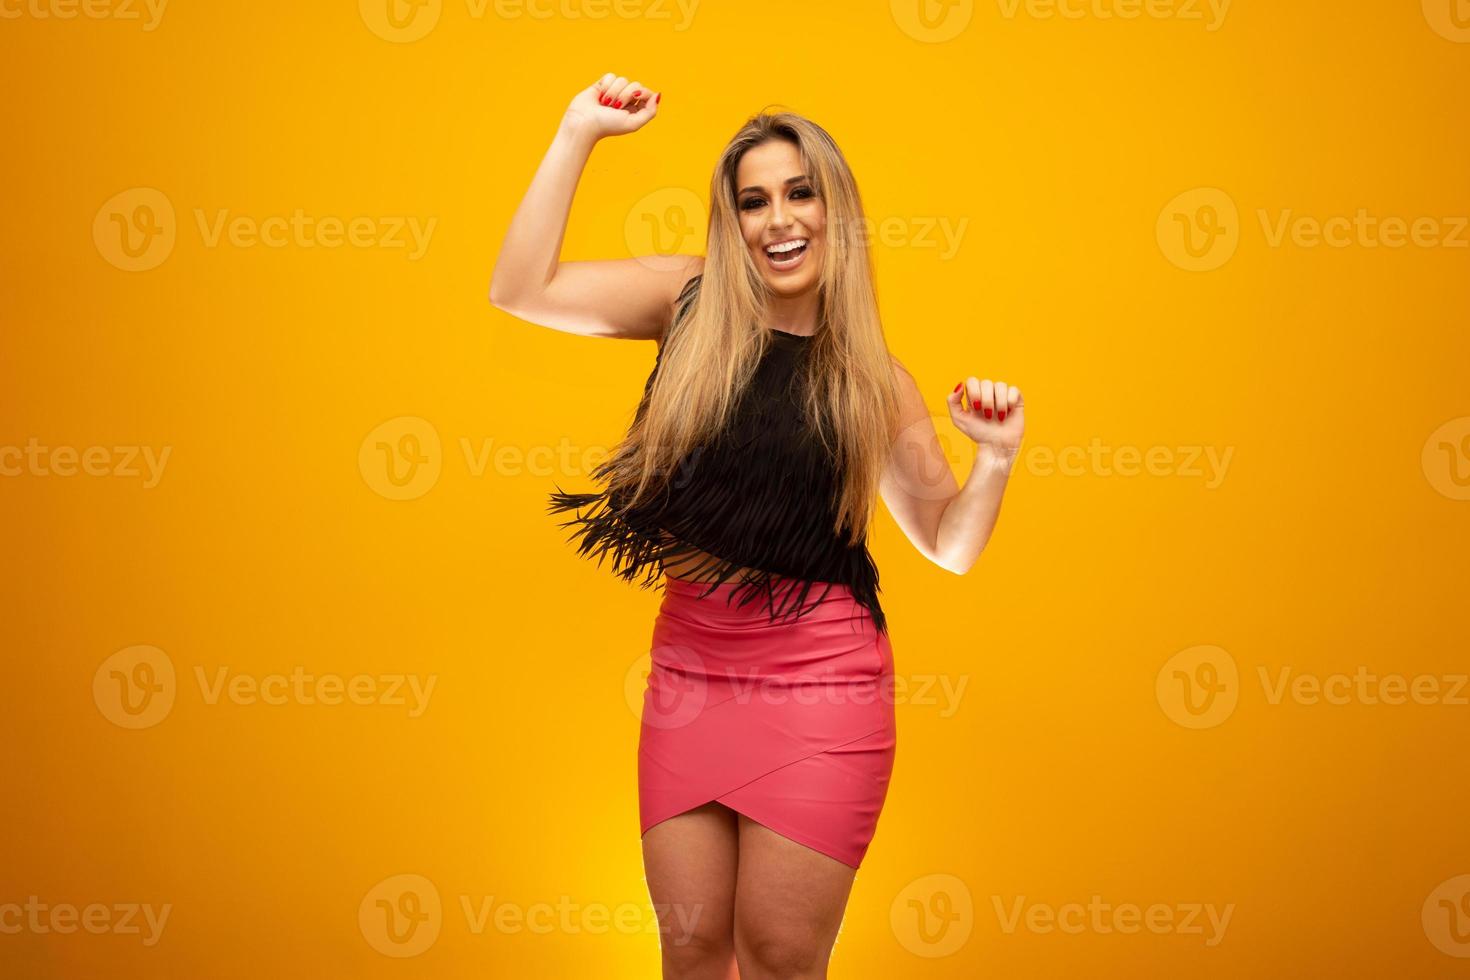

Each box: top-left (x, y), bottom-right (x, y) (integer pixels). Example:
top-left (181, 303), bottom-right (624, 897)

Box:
top-left (489, 72), bottom-right (1023, 979)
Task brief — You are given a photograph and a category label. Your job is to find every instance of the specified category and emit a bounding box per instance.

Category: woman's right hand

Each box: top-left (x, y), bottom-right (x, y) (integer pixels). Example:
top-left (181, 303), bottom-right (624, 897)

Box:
top-left (564, 72), bottom-right (660, 140)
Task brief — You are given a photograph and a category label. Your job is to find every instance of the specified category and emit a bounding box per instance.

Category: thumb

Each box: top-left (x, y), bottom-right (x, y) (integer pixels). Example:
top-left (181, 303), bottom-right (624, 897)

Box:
top-left (628, 89), bottom-right (660, 124)
top-left (945, 382), bottom-right (966, 420)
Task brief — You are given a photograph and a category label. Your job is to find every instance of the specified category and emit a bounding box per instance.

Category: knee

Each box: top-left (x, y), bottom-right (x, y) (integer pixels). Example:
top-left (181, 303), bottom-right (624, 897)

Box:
top-left (735, 922), bottom-right (827, 977)
top-left (660, 924), bottom-right (735, 976)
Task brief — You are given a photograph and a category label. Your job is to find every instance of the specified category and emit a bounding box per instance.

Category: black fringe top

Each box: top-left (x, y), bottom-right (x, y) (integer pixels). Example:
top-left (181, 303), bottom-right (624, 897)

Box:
top-left (546, 276), bottom-right (887, 635)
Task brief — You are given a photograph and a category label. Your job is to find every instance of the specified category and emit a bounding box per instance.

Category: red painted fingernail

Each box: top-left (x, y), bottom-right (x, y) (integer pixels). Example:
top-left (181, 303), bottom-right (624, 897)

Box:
top-left (656, 93), bottom-right (662, 104)
top-left (985, 408), bottom-right (993, 418)
top-left (614, 100), bottom-right (623, 108)
top-left (998, 410), bottom-right (1006, 421)
top-left (631, 90), bottom-right (641, 97)
top-left (953, 382), bottom-right (962, 393)
top-left (599, 96), bottom-right (608, 105)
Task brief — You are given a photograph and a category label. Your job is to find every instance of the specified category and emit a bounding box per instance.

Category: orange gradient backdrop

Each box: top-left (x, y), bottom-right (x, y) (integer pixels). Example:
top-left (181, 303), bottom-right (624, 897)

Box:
top-left (3, 1), bottom-right (1469, 977)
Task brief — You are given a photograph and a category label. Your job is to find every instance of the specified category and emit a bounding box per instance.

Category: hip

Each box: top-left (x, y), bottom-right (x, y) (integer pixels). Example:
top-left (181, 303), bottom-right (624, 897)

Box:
top-left (650, 572), bottom-right (894, 700)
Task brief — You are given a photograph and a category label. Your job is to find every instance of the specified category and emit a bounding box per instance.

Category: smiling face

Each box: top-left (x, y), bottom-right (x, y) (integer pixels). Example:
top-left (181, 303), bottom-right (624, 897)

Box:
top-left (735, 138), bottom-right (825, 299)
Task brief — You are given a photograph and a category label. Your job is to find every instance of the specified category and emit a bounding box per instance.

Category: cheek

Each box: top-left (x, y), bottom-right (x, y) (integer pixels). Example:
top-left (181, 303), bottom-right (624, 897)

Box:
top-left (739, 214), bottom-right (762, 249)
top-left (806, 208), bottom-right (827, 245)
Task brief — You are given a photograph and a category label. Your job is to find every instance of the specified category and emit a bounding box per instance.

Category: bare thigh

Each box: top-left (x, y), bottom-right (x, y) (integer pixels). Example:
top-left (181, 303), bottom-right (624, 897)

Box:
top-left (733, 815), bottom-right (858, 979)
top-left (641, 802), bottom-right (741, 978)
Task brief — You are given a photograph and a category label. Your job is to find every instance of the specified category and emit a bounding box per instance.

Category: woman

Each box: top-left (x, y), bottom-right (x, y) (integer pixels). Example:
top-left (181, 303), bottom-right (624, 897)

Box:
top-left (489, 72), bottom-right (1023, 979)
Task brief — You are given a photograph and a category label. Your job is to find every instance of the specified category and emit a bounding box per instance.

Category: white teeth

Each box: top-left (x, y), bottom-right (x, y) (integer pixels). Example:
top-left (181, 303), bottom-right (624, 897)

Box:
top-left (765, 239), bottom-right (807, 255)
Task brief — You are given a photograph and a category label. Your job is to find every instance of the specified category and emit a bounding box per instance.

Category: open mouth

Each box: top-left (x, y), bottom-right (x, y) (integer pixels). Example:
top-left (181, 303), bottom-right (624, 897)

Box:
top-left (763, 237), bottom-right (809, 271)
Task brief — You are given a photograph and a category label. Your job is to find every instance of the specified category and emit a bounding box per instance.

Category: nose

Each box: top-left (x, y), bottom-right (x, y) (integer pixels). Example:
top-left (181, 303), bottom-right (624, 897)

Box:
top-left (767, 196), bottom-right (793, 231)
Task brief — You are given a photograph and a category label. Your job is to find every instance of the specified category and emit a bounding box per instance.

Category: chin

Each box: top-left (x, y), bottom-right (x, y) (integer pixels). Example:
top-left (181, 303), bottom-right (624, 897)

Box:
top-left (764, 274), bottom-right (817, 297)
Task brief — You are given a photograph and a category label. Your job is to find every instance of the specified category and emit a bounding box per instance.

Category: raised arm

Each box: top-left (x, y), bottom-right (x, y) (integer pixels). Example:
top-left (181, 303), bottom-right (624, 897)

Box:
top-left (879, 360), bottom-right (1024, 574)
top-left (488, 72), bottom-right (703, 341)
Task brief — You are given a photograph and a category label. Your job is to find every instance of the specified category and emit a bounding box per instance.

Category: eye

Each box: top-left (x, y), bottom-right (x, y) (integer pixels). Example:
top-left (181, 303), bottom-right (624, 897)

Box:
top-left (740, 196), bottom-right (766, 211)
top-left (791, 185), bottom-right (815, 200)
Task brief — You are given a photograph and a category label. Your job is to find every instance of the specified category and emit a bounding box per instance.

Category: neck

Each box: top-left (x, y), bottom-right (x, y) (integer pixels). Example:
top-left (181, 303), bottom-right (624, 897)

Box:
top-left (762, 287), bottom-right (819, 337)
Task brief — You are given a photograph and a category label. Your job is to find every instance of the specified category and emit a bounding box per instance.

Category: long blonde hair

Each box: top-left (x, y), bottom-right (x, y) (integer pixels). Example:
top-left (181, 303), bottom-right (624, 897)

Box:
top-left (602, 110), bottom-right (901, 545)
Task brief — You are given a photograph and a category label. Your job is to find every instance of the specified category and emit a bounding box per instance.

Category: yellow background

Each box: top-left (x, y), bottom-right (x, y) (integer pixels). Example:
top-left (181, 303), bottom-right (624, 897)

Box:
top-left (3, 0), bottom-right (1469, 976)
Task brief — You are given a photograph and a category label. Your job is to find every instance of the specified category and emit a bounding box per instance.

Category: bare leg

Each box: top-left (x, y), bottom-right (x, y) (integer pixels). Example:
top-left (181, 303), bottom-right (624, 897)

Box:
top-left (641, 802), bottom-right (741, 979)
top-left (732, 816), bottom-right (858, 980)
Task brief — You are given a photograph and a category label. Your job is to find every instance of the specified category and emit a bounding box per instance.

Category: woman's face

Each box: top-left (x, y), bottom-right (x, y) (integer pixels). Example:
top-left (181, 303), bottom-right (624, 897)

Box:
top-left (735, 139), bottom-right (825, 298)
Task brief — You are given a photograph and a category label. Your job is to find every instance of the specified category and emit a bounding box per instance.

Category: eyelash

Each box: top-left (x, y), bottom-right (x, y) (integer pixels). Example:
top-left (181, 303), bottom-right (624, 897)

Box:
top-left (740, 186), bottom-right (816, 211)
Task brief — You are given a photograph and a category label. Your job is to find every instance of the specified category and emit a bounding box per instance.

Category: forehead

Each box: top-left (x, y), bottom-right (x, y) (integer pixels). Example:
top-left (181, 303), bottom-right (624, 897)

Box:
top-left (735, 139), bottom-right (804, 187)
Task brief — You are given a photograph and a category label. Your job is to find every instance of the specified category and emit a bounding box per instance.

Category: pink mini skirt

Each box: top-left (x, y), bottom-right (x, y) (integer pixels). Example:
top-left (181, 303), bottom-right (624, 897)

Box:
top-left (638, 574), bottom-right (897, 869)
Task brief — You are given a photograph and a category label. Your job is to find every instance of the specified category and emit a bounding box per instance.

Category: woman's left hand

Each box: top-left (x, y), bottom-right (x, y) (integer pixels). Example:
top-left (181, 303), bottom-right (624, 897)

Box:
top-left (947, 377), bottom-right (1025, 463)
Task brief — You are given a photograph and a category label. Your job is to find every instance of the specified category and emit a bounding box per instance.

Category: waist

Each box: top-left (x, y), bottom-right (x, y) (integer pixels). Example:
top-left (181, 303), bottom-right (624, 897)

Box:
top-left (656, 572), bottom-right (884, 663)
top-left (663, 571), bottom-right (853, 599)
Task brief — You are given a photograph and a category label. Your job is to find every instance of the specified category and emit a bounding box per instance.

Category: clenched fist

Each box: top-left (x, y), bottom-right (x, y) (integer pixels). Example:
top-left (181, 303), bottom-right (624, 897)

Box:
top-left (948, 377), bottom-right (1024, 463)
top-left (564, 72), bottom-right (661, 140)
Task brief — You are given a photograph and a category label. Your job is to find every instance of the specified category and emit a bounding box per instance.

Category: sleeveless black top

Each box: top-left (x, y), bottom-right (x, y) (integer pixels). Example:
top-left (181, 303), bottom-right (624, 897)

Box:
top-left (546, 276), bottom-right (887, 634)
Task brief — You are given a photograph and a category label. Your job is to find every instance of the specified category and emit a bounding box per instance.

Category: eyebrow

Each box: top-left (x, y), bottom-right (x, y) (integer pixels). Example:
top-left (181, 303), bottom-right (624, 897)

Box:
top-left (737, 175), bottom-right (809, 195)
